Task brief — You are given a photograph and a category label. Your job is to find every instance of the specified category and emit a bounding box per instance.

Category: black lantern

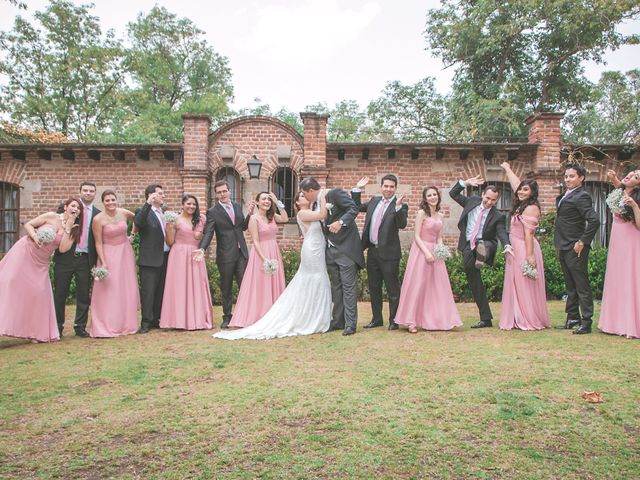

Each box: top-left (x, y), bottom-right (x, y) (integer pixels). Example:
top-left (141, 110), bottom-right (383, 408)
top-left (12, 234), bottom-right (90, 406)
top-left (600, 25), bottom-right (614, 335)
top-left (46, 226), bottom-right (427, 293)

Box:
top-left (247, 155), bottom-right (262, 179)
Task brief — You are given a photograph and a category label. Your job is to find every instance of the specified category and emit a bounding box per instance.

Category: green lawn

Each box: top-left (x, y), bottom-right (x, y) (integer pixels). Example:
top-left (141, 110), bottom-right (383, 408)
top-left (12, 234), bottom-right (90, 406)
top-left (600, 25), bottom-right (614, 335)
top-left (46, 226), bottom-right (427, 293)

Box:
top-left (1, 301), bottom-right (638, 479)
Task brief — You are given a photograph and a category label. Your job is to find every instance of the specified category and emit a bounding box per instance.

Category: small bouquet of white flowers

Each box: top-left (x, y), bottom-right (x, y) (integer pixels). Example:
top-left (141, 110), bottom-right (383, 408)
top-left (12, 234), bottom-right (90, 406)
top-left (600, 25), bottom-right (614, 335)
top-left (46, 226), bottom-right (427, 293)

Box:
top-left (36, 227), bottom-right (56, 244)
top-left (605, 188), bottom-right (627, 215)
top-left (164, 211), bottom-right (180, 224)
top-left (521, 261), bottom-right (538, 280)
top-left (262, 259), bottom-right (279, 275)
top-left (91, 266), bottom-right (109, 281)
top-left (433, 244), bottom-right (452, 261)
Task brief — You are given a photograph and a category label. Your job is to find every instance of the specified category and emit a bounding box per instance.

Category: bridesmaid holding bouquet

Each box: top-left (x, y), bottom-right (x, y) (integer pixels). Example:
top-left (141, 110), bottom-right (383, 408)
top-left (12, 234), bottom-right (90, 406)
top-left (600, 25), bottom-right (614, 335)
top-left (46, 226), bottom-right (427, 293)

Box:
top-left (0, 198), bottom-right (82, 342)
top-left (395, 186), bottom-right (462, 332)
top-left (228, 192), bottom-right (288, 328)
top-left (498, 162), bottom-right (549, 330)
top-left (160, 194), bottom-right (213, 330)
top-left (89, 190), bottom-right (139, 338)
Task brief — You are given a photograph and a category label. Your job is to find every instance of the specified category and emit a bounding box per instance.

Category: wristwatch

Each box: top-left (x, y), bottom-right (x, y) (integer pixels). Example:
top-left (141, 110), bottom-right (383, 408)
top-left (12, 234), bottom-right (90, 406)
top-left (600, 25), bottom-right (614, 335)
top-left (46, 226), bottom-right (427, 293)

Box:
top-left (339, 219), bottom-right (345, 226)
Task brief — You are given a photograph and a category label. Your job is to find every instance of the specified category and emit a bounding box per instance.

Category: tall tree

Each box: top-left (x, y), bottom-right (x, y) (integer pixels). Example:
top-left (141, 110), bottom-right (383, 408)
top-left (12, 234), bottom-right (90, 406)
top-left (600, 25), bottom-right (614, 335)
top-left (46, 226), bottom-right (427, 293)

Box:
top-left (0, 0), bottom-right (124, 140)
top-left (426, 0), bottom-right (640, 137)
top-left (367, 78), bottom-right (447, 141)
top-left (111, 5), bottom-right (233, 142)
top-left (565, 70), bottom-right (640, 144)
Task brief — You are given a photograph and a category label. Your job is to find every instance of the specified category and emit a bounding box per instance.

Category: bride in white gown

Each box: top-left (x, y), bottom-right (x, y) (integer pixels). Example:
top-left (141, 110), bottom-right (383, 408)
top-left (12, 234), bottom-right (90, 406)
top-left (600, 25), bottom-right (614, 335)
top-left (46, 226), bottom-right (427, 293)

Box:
top-left (213, 191), bottom-right (331, 340)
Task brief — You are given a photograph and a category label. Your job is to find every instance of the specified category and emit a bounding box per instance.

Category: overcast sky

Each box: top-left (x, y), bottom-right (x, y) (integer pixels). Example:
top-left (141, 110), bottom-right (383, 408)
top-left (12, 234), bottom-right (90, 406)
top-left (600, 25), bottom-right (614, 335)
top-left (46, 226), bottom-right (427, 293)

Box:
top-left (1, 0), bottom-right (639, 113)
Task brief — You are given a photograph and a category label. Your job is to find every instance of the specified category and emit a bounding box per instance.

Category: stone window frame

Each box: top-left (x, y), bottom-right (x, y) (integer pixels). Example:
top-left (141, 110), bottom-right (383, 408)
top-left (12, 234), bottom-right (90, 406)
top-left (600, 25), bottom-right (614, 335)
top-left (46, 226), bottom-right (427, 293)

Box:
top-left (0, 182), bottom-right (20, 254)
top-left (269, 167), bottom-right (297, 220)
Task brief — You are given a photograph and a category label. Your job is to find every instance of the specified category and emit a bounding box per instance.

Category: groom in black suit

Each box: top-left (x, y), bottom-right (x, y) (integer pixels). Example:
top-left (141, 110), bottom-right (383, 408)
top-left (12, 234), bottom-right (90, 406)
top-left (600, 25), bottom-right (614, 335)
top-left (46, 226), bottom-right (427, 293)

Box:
top-left (300, 178), bottom-right (365, 336)
top-left (352, 174), bottom-right (408, 330)
top-left (554, 163), bottom-right (599, 334)
top-left (450, 176), bottom-right (512, 328)
top-left (135, 184), bottom-right (170, 333)
top-left (195, 180), bottom-right (252, 329)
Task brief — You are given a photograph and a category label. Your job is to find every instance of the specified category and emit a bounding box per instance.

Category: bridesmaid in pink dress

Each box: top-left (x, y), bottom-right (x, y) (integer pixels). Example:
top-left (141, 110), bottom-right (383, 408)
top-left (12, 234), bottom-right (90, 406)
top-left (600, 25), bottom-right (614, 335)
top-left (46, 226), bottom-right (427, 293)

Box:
top-left (229, 192), bottom-right (288, 328)
top-left (89, 190), bottom-right (139, 338)
top-left (395, 186), bottom-right (462, 332)
top-left (160, 194), bottom-right (213, 330)
top-left (599, 169), bottom-right (640, 338)
top-left (0, 198), bottom-right (82, 342)
top-left (499, 162), bottom-right (550, 330)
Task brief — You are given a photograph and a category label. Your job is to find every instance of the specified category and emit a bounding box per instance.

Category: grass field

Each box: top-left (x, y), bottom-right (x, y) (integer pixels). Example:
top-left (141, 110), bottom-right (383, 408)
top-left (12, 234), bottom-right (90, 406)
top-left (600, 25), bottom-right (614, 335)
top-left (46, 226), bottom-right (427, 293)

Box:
top-left (1, 301), bottom-right (638, 479)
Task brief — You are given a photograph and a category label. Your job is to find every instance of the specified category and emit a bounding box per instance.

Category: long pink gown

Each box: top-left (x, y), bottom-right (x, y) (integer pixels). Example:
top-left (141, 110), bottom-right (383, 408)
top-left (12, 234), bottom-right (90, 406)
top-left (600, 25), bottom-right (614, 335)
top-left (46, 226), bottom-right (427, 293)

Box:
top-left (0, 226), bottom-right (60, 342)
top-left (160, 217), bottom-right (212, 330)
top-left (395, 216), bottom-right (462, 330)
top-left (598, 215), bottom-right (640, 338)
top-left (499, 215), bottom-right (550, 330)
top-left (229, 217), bottom-right (285, 328)
top-left (90, 221), bottom-right (140, 337)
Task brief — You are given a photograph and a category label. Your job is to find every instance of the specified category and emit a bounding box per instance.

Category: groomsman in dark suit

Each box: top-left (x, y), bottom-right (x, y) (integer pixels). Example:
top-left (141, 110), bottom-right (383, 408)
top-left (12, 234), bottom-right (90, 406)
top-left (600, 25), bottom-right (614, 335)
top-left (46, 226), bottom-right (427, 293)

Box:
top-left (54, 181), bottom-right (100, 337)
top-left (135, 184), bottom-right (170, 333)
top-left (450, 176), bottom-right (513, 328)
top-left (554, 163), bottom-right (599, 334)
top-left (351, 174), bottom-right (408, 330)
top-left (194, 180), bottom-right (252, 329)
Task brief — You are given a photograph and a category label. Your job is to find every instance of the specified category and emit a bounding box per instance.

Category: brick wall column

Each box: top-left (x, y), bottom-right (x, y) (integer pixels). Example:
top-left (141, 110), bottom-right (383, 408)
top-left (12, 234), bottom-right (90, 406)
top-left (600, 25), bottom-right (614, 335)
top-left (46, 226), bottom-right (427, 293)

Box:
top-left (525, 112), bottom-right (565, 212)
top-left (181, 113), bottom-right (212, 204)
top-left (300, 112), bottom-right (330, 186)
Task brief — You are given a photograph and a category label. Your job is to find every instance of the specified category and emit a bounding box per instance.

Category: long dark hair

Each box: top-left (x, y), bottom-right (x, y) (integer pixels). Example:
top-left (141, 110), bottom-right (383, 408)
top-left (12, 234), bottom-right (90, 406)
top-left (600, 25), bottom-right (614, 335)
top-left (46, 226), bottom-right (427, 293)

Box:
top-left (181, 194), bottom-right (201, 230)
top-left (256, 192), bottom-right (276, 222)
top-left (617, 186), bottom-right (640, 223)
top-left (511, 178), bottom-right (541, 216)
top-left (420, 186), bottom-right (441, 217)
top-left (63, 197), bottom-right (84, 243)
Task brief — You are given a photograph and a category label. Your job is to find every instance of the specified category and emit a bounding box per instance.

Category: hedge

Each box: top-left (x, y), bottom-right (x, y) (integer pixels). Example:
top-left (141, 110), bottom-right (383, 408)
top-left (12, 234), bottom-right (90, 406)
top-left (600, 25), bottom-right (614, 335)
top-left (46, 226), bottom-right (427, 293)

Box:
top-left (53, 212), bottom-right (608, 304)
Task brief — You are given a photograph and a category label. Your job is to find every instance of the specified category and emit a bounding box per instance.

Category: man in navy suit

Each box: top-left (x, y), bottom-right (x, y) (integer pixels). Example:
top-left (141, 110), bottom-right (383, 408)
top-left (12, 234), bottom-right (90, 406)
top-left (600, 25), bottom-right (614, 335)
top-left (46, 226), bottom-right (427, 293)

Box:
top-left (351, 175), bottom-right (408, 331)
top-left (554, 163), bottom-right (599, 334)
top-left (135, 184), bottom-right (170, 333)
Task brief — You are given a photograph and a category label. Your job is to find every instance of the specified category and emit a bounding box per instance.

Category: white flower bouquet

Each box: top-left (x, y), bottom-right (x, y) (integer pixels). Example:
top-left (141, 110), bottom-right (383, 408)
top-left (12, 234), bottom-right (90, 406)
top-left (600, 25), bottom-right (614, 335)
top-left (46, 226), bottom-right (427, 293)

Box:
top-left (433, 244), bottom-right (452, 261)
top-left (91, 266), bottom-right (109, 281)
top-left (262, 259), bottom-right (279, 275)
top-left (164, 211), bottom-right (180, 224)
top-left (605, 188), bottom-right (626, 215)
top-left (521, 261), bottom-right (538, 280)
top-left (36, 227), bottom-right (56, 244)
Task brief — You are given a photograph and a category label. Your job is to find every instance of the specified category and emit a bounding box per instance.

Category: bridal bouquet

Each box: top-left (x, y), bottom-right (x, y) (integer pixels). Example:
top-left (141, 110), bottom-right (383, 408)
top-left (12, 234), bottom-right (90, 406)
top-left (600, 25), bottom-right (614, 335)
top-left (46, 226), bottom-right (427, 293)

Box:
top-left (91, 266), bottom-right (109, 281)
top-left (263, 259), bottom-right (279, 275)
top-left (36, 227), bottom-right (56, 244)
top-left (605, 188), bottom-right (627, 215)
top-left (433, 244), bottom-right (452, 261)
top-left (521, 261), bottom-right (538, 280)
top-left (164, 211), bottom-right (180, 224)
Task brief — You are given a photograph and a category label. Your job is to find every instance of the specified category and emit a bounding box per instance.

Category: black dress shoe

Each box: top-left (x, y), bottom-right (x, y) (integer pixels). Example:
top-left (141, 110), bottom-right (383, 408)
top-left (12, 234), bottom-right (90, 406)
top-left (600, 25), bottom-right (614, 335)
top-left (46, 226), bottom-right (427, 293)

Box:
top-left (555, 319), bottom-right (580, 330)
top-left (388, 322), bottom-right (399, 331)
top-left (573, 319), bottom-right (592, 335)
top-left (74, 329), bottom-right (90, 338)
top-left (220, 320), bottom-right (230, 329)
top-left (363, 321), bottom-right (383, 329)
top-left (342, 327), bottom-right (356, 336)
top-left (137, 325), bottom-right (150, 334)
top-left (470, 320), bottom-right (493, 328)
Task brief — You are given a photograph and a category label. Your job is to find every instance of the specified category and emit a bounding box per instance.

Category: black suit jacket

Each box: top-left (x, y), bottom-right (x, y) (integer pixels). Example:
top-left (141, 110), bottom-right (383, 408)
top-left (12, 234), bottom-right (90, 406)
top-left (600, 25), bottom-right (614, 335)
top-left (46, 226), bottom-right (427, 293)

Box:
top-left (449, 181), bottom-right (510, 265)
top-left (198, 202), bottom-right (250, 264)
top-left (134, 203), bottom-right (168, 267)
top-left (54, 204), bottom-right (101, 268)
top-left (323, 188), bottom-right (366, 268)
top-left (351, 191), bottom-right (408, 261)
top-left (553, 187), bottom-right (599, 250)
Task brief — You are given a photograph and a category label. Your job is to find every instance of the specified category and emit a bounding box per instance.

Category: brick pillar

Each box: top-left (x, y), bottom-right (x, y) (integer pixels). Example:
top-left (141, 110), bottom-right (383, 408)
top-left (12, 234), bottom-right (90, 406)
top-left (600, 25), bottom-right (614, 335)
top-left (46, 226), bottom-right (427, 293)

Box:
top-left (300, 112), bottom-right (330, 186)
top-left (181, 113), bottom-right (212, 205)
top-left (525, 112), bottom-right (565, 212)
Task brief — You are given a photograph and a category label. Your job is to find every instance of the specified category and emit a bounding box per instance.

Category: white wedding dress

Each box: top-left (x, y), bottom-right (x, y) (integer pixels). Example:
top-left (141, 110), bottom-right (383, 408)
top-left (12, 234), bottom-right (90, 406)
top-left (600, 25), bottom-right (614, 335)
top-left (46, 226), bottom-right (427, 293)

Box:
top-left (213, 218), bottom-right (331, 340)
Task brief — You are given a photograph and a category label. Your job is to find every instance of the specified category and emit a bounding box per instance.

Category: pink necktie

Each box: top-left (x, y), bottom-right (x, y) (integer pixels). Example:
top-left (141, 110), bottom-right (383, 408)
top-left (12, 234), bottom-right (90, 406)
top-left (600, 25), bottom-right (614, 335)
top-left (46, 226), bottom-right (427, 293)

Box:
top-left (371, 199), bottom-right (388, 243)
top-left (78, 206), bottom-right (90, 248)
top-left (225, 203), bottom-right (235, 224)
top-left (469, 207), bottom-right (487, 250)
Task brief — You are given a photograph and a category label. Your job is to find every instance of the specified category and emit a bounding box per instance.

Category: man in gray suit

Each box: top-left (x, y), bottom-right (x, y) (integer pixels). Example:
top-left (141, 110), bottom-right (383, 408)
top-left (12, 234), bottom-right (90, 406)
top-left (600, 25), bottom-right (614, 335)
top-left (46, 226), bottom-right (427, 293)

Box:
top-left (300, 178), bottom-right (365, 336)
